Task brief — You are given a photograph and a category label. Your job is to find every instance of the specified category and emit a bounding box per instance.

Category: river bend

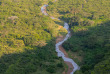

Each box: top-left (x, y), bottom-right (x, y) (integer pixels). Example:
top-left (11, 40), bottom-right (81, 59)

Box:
top-left (41, 3), bottom-right (80, 74)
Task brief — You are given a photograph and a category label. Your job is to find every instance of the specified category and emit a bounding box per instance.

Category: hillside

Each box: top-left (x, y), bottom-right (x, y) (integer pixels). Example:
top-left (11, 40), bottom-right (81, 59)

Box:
top-left (47, 0), bottom-right (110, 74)
top-left (0, 0), bottom-right (110, 74)
top-left (0, 0), bottom-right (67, 74)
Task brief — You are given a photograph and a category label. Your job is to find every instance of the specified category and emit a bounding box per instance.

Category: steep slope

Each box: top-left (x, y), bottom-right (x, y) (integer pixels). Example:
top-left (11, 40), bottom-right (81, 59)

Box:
top-left (0, 0), bottom-right (67, 74)
top-left (47, 0), bottom-right (110, 74)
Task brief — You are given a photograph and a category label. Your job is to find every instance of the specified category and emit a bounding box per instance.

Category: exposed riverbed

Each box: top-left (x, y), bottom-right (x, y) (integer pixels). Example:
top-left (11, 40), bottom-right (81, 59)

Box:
top-left (41, 3), bottom-right (80, 74)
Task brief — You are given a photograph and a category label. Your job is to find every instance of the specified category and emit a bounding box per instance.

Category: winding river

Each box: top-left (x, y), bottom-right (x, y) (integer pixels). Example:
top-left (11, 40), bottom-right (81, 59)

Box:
top-left (41, 2), bottom-right (80, 74)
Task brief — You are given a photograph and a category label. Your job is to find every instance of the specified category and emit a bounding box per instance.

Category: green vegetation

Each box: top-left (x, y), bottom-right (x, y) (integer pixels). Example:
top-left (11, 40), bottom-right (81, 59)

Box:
top-left (64, 21), bottom-right (110, 74)
top-left (1, 0), bottom-right (110, 73)
top-left (47, 0), bottom-right (110, 74)
top-left (0, 0), bottom-right (67, 74)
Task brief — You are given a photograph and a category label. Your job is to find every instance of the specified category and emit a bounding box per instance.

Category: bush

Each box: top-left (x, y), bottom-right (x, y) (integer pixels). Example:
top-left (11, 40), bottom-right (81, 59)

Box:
top-left (46, 65), bottom-right (56, 73)
top-left (57, 63), bottom-right (63, 68)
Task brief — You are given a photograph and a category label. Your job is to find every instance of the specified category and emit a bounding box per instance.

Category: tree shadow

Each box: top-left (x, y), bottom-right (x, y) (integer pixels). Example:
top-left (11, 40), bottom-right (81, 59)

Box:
top-left (0, 38), bottom-right (64, 74)
top-left (63, 20), bottom-right (110, 73)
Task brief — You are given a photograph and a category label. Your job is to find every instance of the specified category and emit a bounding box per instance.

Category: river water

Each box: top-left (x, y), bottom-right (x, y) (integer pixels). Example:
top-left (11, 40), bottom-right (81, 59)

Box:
top-left (41, 4), bottom-right (80, 74)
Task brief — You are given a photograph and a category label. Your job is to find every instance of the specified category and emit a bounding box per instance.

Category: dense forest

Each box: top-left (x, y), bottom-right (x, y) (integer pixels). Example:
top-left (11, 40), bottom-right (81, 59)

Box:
top-left (0, 0), bottom-right (110, 74)
top-left (47, 0), bottom-right (110, 74)
top-left (0, 0), bottom-right (67, 74)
